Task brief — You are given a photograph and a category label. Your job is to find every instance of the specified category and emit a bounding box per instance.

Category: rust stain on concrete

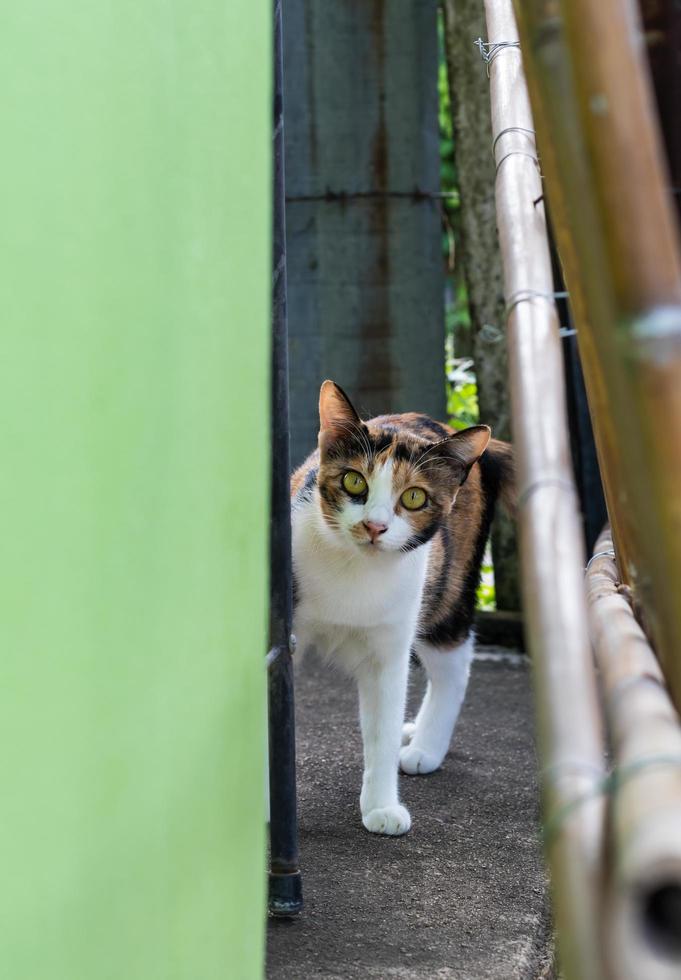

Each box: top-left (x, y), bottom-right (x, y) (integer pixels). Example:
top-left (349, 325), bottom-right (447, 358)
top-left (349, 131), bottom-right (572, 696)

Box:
top-left (357, 0), bottom-right (398, 409)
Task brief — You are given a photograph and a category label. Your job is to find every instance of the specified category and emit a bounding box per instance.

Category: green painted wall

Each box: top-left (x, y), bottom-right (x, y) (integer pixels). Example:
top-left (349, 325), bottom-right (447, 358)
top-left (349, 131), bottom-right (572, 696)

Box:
top-left (0, 4), bottom-right (270, 978)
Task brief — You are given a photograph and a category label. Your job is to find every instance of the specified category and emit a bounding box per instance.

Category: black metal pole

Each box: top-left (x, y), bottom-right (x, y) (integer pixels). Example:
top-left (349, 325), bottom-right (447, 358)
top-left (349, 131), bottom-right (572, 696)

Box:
top-left (268, 0), bottom-right (302, 918)
top-left (547, 220), bottom-right (607, 554)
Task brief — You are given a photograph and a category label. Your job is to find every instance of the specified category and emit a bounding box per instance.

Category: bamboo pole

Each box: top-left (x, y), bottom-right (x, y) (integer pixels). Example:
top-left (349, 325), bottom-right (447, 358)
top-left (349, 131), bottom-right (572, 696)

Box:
top-left (510, 0), bottom-right (637, 584)
top-left (587, 529), bottom-right (681, 980)
top-left (482, 4), bottom-right (607, 978)
top-left (554, 0), bottom-right (681, 704)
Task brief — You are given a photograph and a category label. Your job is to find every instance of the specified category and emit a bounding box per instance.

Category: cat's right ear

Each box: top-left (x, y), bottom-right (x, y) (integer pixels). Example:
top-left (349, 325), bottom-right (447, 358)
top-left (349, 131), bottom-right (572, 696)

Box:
top-left (318, 380), bottom-right (363, 455)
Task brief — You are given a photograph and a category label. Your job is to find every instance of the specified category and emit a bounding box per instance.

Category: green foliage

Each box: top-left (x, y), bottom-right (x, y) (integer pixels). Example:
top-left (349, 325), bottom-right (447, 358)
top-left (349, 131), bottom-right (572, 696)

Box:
top-left (437, 9), bottom-right (459, 264)
top-left (447, 381), bottom-right (478, 430)
top-left (477, 561), bottom-right (497, 611)
top-left (446, 277), bottom-right (470, 335)
top-left (445, 334), bottom-right (478, 430)
top-left (438, 69), bottom-right (458, 207)
top-left (447, 385), bottom-right (478, 430)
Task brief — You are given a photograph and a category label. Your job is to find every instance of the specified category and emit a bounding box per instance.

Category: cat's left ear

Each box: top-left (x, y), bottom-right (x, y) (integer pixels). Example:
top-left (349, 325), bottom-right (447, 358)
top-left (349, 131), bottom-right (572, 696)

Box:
top-left (430, 424), bottom-right (491, 481)
top-left (318, 380), bottom-right (366, 456)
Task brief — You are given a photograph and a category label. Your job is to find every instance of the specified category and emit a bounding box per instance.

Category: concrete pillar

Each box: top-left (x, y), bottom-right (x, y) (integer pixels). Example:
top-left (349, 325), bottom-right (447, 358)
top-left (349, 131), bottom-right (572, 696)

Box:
top-left (283, 0), bottom-right (445, 464)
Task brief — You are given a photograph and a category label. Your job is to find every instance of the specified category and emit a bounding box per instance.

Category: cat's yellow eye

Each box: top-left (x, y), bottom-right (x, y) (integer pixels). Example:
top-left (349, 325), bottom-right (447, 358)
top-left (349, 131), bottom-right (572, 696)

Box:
top-left (342, 470), bottom-right (368, 496)
top-left (401, 487), bottom-right (427, 511)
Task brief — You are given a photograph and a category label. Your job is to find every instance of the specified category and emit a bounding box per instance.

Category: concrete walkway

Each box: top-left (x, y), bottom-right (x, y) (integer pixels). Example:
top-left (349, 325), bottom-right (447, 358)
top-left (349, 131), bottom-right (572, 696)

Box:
top-left (267, 649), bottom-right (554, 980)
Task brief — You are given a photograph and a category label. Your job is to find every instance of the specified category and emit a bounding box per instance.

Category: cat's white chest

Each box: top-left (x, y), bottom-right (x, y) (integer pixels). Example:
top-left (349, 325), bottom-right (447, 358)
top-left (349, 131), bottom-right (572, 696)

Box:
top-left (291, 502), bottom-right (429, 663)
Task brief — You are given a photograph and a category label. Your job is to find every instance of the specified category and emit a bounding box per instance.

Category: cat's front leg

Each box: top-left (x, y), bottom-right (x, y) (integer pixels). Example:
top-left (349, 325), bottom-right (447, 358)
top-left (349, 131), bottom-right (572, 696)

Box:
top-left (355, 632), bottom-right (411, 836)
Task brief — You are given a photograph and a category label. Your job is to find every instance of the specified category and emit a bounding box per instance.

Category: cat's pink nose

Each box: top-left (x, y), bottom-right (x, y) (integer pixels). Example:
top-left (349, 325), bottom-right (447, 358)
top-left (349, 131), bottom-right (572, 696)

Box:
top-left (363, 520), bottom-right (388, 543)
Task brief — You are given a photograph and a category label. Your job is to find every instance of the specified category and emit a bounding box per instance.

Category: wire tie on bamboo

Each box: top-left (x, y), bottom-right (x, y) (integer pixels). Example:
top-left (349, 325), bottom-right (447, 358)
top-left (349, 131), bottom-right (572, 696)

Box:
top-left (541, 784), bottom-right (606, 849)
top-left (517, 477), bottom-right (576, 509)
top-left (585, 549), bottom-right (616, 572)
top-left (495, 150), bottom-right (541, 177)
top-left (539, 760), bottom-right (606, 849)
top-left (504, 288), bottom-right (569, 319)
top-left (541, 755), bottom-right (681, 847)
top-left (540, 759), bottom-right (606, 784)
top-left (491, 126), bottom-right (536, 156)
top-left (608, 671), bottom-right (666, 710)
top-left (474, 37), bottom-right (521, 77)
top-left (610, 754), bottom-right (681, 791)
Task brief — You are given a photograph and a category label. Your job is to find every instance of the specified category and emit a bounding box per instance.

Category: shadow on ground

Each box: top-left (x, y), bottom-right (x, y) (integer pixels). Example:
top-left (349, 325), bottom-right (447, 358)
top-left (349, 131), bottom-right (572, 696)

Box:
top-left (267, 648), bottom-right (554, 980)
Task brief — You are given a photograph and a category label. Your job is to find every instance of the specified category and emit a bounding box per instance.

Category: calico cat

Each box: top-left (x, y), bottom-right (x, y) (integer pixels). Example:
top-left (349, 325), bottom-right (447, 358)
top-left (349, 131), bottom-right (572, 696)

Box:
top-left (290, 380), bottom-right (514, 836)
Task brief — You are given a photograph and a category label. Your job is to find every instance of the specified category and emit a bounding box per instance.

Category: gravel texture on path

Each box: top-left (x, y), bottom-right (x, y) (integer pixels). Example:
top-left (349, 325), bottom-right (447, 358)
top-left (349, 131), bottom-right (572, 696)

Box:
top-left (267, 648), bottom-right (554, 980)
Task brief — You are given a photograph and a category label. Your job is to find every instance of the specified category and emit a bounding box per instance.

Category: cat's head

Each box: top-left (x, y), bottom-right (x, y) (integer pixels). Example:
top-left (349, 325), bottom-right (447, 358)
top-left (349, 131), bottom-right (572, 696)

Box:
top-left (316, 380), bottom-right (490, 554)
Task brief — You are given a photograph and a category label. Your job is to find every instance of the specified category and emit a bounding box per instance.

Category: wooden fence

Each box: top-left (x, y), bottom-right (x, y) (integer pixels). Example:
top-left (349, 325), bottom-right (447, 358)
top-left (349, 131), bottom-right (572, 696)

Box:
top-left (484, 0), bottom-right (681, 976)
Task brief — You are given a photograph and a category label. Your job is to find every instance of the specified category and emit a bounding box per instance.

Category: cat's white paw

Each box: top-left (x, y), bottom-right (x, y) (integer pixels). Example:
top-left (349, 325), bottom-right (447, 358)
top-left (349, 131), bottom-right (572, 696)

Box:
top-left (401, 721), bottom-right (417, 745)
top-left (362, 804), bottom-right (412, 836)
top-left (399, 744), bottom-right (443, 775)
